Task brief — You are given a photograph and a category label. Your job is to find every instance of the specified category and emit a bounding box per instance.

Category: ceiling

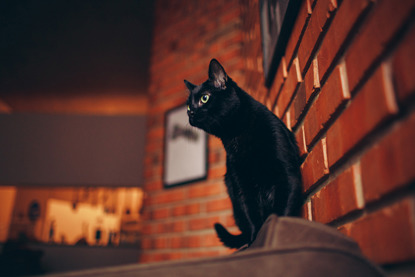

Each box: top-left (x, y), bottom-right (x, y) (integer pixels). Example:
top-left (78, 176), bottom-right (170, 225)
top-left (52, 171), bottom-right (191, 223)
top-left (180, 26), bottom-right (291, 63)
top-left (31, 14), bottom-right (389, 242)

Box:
top-left (0, 1), bottom-right (153, 115)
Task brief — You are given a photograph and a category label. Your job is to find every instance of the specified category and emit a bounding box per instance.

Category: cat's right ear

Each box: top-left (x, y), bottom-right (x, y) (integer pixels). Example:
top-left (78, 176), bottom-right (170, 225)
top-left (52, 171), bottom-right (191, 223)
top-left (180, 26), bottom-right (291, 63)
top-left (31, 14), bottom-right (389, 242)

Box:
top-left (184, 80), bottom-right (196, 92)
top-left (208, 59), bottom-right (227, 89)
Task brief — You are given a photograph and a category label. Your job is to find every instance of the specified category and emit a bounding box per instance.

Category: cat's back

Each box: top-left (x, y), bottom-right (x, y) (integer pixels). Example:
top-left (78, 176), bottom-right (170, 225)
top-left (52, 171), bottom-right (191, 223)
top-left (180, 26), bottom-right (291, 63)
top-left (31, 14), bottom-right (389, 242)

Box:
top-left (240, 91), bottom-right (291, 139)
top-left (237, 90), bottom-right (300, 162)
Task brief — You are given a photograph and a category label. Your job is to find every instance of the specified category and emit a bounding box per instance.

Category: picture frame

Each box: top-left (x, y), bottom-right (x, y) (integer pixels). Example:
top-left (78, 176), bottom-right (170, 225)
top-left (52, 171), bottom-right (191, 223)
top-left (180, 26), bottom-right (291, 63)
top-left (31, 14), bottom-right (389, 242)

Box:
top-left (163, 104), bottom-right (208, 188)
top-left (260, 0), bottom-right (301, 87)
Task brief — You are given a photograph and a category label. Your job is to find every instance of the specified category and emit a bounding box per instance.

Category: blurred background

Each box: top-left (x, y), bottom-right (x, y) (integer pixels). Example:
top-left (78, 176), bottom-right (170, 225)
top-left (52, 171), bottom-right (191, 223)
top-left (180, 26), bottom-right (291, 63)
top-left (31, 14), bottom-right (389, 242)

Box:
top-left (0, 0), bottom-right (152, 274)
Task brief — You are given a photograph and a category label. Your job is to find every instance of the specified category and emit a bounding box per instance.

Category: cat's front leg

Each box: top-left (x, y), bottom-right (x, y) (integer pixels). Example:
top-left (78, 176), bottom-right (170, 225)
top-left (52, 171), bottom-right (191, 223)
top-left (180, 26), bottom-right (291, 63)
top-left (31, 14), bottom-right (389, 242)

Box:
top-left (224, 173), bottom-right (253, 241)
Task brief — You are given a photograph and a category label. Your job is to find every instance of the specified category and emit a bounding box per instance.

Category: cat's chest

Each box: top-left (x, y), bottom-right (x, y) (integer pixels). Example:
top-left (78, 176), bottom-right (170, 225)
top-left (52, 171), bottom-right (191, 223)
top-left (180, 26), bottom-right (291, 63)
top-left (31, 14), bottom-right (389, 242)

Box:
top-left (224, 137), bottom-right (274, 171)
top-left (223, 128), bottom-right (273, 156)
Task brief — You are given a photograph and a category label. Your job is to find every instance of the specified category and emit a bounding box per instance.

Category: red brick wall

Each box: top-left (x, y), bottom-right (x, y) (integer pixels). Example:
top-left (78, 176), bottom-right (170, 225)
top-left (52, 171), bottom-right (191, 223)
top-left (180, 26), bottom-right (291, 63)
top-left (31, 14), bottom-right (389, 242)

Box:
top-left (140, 0), bottom-right (415, 271)
top-left (279, 0), bottom-right (415, 268)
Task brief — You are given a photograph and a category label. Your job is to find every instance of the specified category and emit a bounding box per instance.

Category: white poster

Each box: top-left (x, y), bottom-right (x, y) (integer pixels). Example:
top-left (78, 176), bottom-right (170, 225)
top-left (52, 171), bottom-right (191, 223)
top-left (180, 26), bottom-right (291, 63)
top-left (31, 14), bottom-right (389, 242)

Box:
top-left (163, 105), bottom-right (208, 187)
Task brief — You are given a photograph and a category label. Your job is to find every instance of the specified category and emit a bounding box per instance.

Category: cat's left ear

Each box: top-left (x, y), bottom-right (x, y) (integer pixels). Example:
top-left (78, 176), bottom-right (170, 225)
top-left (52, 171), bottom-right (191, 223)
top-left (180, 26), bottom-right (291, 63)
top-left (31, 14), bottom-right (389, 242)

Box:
top-left (184, 80), bottom-right (196, 92)
top-left (208, 59), bottom-right (227, 89)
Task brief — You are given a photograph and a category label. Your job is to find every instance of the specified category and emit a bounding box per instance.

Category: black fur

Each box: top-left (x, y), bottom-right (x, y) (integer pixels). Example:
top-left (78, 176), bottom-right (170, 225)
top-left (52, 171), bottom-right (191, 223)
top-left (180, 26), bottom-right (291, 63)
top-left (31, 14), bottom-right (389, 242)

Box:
top-left (185, 59), bottom-right (303, 249)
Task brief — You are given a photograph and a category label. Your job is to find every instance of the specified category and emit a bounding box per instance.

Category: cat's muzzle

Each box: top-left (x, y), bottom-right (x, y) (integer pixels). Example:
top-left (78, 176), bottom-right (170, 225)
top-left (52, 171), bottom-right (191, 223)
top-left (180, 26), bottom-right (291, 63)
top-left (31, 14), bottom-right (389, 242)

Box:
top-left (188, 116), bottom-right (196, 127)
top-left (188, 110), bottom-right (197, 126)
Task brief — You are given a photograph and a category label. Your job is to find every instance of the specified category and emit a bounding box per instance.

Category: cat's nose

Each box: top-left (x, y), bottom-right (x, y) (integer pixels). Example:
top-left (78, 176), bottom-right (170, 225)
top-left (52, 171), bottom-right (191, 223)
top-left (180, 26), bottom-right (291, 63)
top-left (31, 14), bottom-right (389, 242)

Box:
top-left (188, 110), bottom-right (195, 116)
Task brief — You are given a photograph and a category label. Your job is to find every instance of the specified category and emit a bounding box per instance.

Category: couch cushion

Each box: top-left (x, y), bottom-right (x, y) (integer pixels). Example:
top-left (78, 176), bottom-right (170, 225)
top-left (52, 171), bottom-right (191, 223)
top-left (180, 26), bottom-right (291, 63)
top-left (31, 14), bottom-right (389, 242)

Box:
top-left (47, 215), bottom-right (385, 277)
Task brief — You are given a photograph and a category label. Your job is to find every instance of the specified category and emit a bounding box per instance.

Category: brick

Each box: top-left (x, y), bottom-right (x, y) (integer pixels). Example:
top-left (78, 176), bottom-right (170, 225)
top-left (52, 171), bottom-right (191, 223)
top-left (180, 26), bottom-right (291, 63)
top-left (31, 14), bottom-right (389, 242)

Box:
top-left (224, 213), bottom-right (237, 228)
top-left (141, 224), bottom-right (153, 236)
top-left (297, 0), bottom-right (337, 74)
top-left (220, 6), bottom-right (240, 25)
top-left (148, 252), bottom-right (165, 263)
top-left (283, 109), bottom-right (291, 130)
top-left (209, 148), bottom-right (226, 164)
top-left (391, 25), bottom-right (415, 103)
top-left (144, 180), bottom-right (163, 192)
top-left (302, 202), bottom-right (310, 220)
top-left (312, 163), bottom-right (364, 224)
top-left (301, 138), bottom-right (329, 192)
top-left (162, 81), bottom-right (187, 97)
top-left (169, 236), bottom-right (184, 249)
top-left (153, 189), bottom-right (186, 205)
top-left (147, 126), bottom-right (164, 141)
top-left (265, 96), bottom-right (273, 111)
top-left (304, 57), bottom-right (320, 102)
top-left (153, 237), bottom-right (168, 249)
top-left (290, 82), bottom-right (307, 128)
top-left (294, 124), bottom-right (308, 158)
top-left (152, 252), bottom-right (182, 263)
top-left (216, 46), bottom-right (241, 64)
top-left (202, 233), bottom-right (223, 247)
top-left (170, 234), bottom-right (202, 249)
top-left (140, 238), bottom-right (153, 250)
top-left (187, 235), bottom-right (201, 248)
top-left (306, 201), bottom-right (313, 221)
top-left (326, 63), bottom-right (398, 167)
top-left (138, 253), bottom-right (155, 263)
top-left (189, 216), bottom-right (220, 231)
top-left (165, 252), bottom-right (184, 261)
top-left (209, 164), bottom-right (227, 179)
top-left (209, 136), bottom-right (223, 150)
top-left (342, 198), bottom-right (415, 264)
top-left (188, 182), bottom-right (222, 198)
top-left (151, 207), bottom-right (170, 220)
top-left (304, 61), bottom-right (350, 147)
top-left (317, 0), bottom-right (372, 82)
top-left (273, 103), bottom-right (282, 119)
top-left (141, 209), bottom-right (152, 221)
top-left (144, 164), bottom-right (162, 179)
top-left (155, 220), bottom-right (186, 234)
top-left (185, 203), bottom-right (201, 215)
top-left (268, 57), bottom-right (287, 108)
top-left (360, 111), bottom-right (415, 203)
top-left (277, 57), bottom-right (302, 117)
top-left (172, 203), bottom-right (201, 217)
top-left (145, 140), bottom-right (162, 157)
top-left (345, 0), bottom-right (415, 92)
top-left (285, 0), bottom-right (312, 66)
top-left (206, 197), bottom-right (232, 212)
top-left (256, 87), bottom-right (268, 105)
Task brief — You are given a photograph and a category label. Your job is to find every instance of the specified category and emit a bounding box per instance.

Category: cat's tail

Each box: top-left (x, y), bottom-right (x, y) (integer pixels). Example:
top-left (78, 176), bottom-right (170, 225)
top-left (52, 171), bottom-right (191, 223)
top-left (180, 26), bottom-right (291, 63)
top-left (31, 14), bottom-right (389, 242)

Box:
top-left (214, 223), bottom-right (249, 249)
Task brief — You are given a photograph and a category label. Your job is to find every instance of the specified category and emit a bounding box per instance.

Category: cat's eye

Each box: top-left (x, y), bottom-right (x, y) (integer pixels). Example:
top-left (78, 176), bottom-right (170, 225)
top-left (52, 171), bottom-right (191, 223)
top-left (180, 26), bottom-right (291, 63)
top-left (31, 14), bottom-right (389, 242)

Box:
top-left (200, 94), bottom-right (210, 104)
top-left (187, 105), bottom-right (190, 111)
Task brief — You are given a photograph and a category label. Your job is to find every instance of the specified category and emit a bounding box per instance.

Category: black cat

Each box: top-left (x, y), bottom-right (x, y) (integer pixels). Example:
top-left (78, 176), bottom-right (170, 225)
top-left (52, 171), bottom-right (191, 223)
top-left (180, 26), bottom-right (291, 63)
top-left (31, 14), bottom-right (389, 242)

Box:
top-left (184, 59), bottom-right (303, 249)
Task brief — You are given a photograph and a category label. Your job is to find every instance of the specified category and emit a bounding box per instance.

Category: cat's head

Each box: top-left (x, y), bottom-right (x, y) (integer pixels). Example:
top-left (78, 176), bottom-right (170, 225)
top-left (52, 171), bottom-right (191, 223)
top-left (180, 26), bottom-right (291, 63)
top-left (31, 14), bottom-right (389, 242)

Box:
top-left (184, 59), bottom-right (240, 137)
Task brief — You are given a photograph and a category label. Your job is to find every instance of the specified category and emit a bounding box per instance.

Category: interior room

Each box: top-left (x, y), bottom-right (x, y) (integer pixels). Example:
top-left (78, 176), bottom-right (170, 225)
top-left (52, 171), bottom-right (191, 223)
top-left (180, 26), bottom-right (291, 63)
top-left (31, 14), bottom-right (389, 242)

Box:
top-left (1, 0), bottom-right (414, 276)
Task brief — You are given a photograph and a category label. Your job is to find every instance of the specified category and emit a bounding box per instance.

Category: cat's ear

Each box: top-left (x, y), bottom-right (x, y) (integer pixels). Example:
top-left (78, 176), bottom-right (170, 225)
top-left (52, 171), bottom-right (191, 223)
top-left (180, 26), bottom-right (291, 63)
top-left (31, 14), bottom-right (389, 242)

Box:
top-left (184, 80), bottom-right (196, 92)
top-left (208, 59), bottom-right (227, 89)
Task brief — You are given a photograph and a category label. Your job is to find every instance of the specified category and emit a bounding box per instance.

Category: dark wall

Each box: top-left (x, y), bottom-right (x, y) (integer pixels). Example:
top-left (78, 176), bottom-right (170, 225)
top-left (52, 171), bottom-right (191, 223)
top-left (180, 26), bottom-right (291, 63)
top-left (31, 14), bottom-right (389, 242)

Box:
top-left (0, 114), bottom-right (146, 186)
top-left (0, 0), bottom-right (153, 95)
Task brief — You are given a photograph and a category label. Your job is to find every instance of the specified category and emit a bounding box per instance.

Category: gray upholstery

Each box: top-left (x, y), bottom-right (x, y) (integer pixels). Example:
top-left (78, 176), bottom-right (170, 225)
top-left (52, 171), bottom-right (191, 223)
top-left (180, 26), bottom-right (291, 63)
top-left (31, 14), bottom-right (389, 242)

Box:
top-left (47, 215), bottom-right (385, 276)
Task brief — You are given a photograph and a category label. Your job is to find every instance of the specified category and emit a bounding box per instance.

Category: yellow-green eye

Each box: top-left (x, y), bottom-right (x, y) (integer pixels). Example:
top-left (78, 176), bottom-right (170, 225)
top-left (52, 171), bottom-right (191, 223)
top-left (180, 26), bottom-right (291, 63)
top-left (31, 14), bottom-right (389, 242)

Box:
top-left (201, 94), bottom-right (209, 104)
top-left (187, 105), bottom-right (190, 111)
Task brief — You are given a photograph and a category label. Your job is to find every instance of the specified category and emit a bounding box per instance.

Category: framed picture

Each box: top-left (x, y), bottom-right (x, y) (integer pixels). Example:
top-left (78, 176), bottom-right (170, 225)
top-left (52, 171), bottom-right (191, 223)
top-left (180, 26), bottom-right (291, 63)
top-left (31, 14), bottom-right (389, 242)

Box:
top-left (260, 0), bottom-right (301, 87)
top-left (163, 104), bottom-right (208, 188)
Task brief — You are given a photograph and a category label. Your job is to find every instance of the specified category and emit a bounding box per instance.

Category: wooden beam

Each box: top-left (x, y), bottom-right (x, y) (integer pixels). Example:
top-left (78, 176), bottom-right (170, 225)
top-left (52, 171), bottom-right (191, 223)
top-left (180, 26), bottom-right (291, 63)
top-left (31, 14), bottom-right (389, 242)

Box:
top-left (2, 94), bottom-right (148, 115)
